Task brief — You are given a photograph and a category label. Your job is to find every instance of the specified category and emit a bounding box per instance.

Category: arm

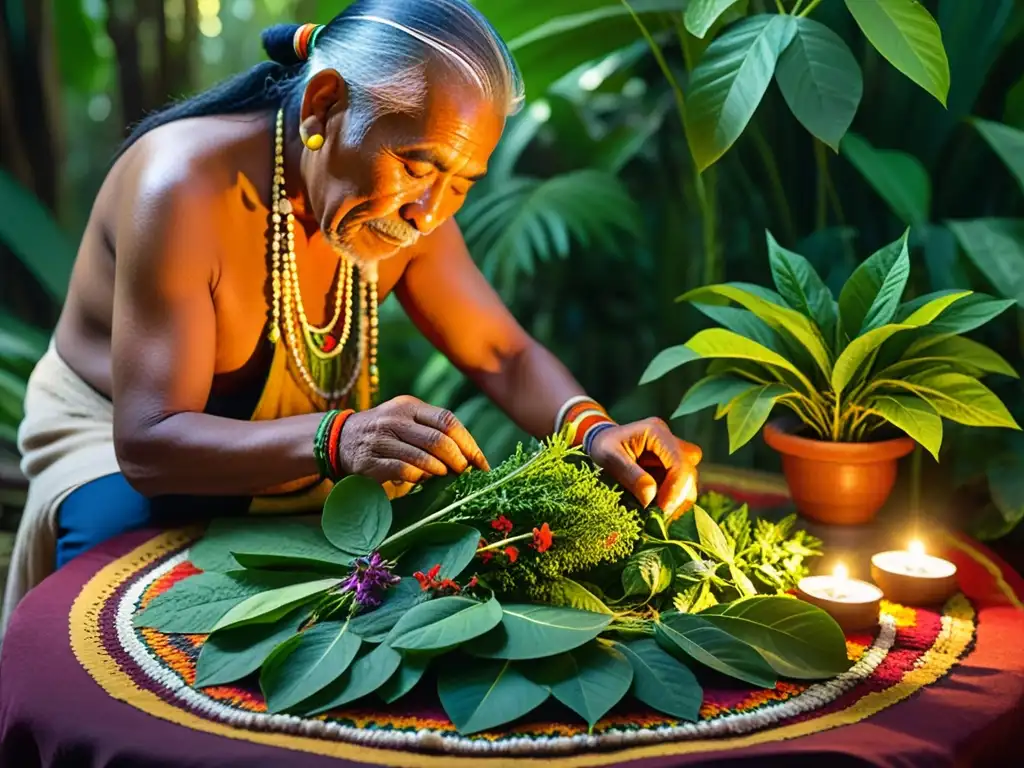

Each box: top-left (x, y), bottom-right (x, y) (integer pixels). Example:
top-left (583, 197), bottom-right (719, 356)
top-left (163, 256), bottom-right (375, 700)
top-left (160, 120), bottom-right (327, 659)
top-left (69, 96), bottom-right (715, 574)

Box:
top-left (110, 161), bottom-right (325, 497)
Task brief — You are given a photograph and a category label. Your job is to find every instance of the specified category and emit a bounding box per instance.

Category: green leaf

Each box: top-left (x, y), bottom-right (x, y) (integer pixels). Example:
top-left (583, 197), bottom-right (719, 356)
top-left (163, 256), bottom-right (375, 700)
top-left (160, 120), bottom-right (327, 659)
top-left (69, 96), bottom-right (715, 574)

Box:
top-left (212, 578), bottom-right (341, 632)
top-left (616, 638), bottom-right (702, 721)
top-left (988, 451), bottom-right (1024, 532)
top-left (473, 604), bottom-right (612, 660)
top-left (927, 293), bottom-right (1015, 335)
top-left (387, 596), bottom-right (503, 651)
top-left (841, 133), bottom-right (929, 226)
top-left (837, 231), bottom-right (911, 340)
top-left (683, 328), bottom-right (801, 382)
top-left (189, 520), bottom-right (346, 573)
top-left (194, 609), bottom-right (308, 688)
top-left (394, 523), bottom-right (480, 580)
top-left (870, 395), bottom-right (943, 460)
top-left (681, 284), bottom-right (831, 379)
top-left (655, 612), bottom-right (777, 688)
top-left (378, 654), bottom-right (431, 704)
top-left (260, 620), bottom-right (362, 713)
top-left (304, 643), bottom-right (404, 715)
top-left (901, 336), bottom-right (1019, 379)
top-left (526, 643), bottom-right (633, 728)
top-left (348, 578), bottom-right (427, 642)
top-left (546, 578), bottom-right (614, 614)
top-left (322, 475), bottom-right (393, 556)
top-left (774, 17), bottom-right (862, 151)
top-left (622, 548), bottom-right (673, 598)
top-left (685, 15), bottom-right (798, 172)
top-left (765, 232), bottom-right (837, 337)
top-left (946, 219), bottom-right (1024, 307)
top-left (685, 0), bottom-right (743, 39)
top-left (725, 383), bottom-right (789, 453)
top-left (699, 596), bottom-right (852, 679)
top-left (900, 372), bottom-right (1021, 429)
top-left (844, 0), bottom-right (950, 106)
top-left (694, 506), bottom-right (734, 562)
top-left (971, 119), bottom-right (1024, 196)
top-left (728, 563), bottom-right (759, 598)
top-left (133, 571), bottom-right (328, 633)
top-left (673, 376), bottom-right (760, 419)
top-left (691, 304), bottom-right (780, 351)
top-left (640, 345), bottom-right (701, 385)
top-left (438, 657), bottom-right (549, 735)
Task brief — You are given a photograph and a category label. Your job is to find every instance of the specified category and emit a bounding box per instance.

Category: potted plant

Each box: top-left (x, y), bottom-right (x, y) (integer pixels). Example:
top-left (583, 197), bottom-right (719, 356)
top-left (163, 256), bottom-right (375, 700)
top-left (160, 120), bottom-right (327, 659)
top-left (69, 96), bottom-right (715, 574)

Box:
top-left (641, 230), bottom-right (1020, 525)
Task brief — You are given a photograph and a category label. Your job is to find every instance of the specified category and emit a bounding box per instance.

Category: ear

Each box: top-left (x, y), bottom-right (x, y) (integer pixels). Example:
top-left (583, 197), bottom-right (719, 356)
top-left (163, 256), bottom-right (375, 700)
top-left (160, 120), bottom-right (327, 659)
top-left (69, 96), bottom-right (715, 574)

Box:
top-left (300, 69), bottom-right (349, 138)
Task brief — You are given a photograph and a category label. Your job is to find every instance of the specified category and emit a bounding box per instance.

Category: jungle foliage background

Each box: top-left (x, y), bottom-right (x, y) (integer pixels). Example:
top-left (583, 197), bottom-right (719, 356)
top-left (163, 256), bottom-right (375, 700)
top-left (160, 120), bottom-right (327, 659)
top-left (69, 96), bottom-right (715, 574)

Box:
top-left (1, 0), bottom-right (1022, 540)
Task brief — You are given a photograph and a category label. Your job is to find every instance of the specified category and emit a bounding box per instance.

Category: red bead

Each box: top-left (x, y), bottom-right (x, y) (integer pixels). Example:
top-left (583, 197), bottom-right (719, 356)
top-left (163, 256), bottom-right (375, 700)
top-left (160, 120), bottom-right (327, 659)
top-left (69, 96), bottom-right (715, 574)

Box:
top-left (321, 334), bottom-right (337, 352)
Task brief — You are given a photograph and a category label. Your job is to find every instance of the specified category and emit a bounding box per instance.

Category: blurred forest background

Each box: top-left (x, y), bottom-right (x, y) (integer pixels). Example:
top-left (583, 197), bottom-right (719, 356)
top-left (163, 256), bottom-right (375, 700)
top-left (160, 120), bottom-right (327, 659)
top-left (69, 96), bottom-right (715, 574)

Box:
top-left (1, 0), bottom-right (1022, 541)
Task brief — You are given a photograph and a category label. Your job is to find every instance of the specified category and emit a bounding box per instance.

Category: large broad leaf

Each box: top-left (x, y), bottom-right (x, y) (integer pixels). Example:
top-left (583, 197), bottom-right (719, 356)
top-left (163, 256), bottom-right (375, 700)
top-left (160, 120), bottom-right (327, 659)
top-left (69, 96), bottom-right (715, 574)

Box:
top-left (322, 475), bottom-right (393, 556)
top-left (946, 219), bottom-right (1024, 308)
top-left (348, 579), bottom-right (428, 642)
top-left (765, 231), bottom-right (837, 341)
top-left (386, 596), bottom-right (503, 651)
top-left (188, 520), bottom-right (348, 573)
top-left (304, 643), bottom-right (404, 715)
top-left (699, 596), bottom-right (852, 679)
top-left (616, 638), bottom-right (702, 721)
top-left (684, 15), bottom-right (798, 172)
top-left (725, 383), bottom-right (789, 453)
top-left (841, 134), bottom-right (929, 226)
top-left (869, 395), bottom-right (943, 460)
top-left (694, 506), bottom-right (734, 562)
top-left (438, 657), bottom-right (549, 735)
top-left (837, 231), bottom-right (911, 340)
top-left (774, 17), bottom-right (862, 151)
top-left (194, 609), bottom-right (308, 688)
top-left (393, 523), bottom-right (480, 580)
top-left (640, 345), bottom-right (700, 385)
top-left (260, 620), bottom-right (362, 713)
top-left (898, 372), bottom-right (1021, 429)
top-left (655, 612), bottom-right (777, 688)
top-left (473, 604), bottom-right (612, 660)
top-left (971, 119), bottom-right (1024, 196)
top-left (927, 293), bottom-right (1015, 335)
top-left (212, 578), bottom-right (341, 632)
top-left (681, 285), bottom-right (831, 378)
top-left (685, 0), bottom-right (744, 39)
top-left (378, 654), bottom-right (431, 703)
top-left (546, 578), bottom-right (614, 615)
top-left (526, 643), bottom-right (633, 728)
top-left (844, 0), bottom-right (950, 106)
top-left (133, 571), bottom-right (329, 633)
top-left (673, 376), bottom-right (760, 419)
top-left (691, 303), bottom-right (780, 351)
top-left (901, 336), bottom-right (1019, 379)
top-left (621, 548), bottom-right (673, 598)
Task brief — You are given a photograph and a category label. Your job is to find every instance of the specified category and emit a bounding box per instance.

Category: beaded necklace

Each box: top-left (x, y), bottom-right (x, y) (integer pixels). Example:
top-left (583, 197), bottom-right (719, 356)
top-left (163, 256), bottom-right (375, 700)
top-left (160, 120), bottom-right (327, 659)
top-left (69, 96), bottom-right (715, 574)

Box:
top-left (267, 109), bottom-right (380, 408)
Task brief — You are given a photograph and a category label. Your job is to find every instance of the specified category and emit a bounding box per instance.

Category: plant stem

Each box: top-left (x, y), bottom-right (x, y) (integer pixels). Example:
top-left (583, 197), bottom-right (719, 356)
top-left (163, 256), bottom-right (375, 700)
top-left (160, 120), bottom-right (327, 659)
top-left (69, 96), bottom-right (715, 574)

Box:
top-left (477, 532), bottom-right (534, 553)
top-left (774, 0), bottom-right (786, 13)
top-left (799, 0), bottom-right (824, 16)
top-left (814, 140), bottom-right (828, 231)
top-left (748, 123), bottom-right (796, 243)
top-left (792, 0), bottom-right (806, 14)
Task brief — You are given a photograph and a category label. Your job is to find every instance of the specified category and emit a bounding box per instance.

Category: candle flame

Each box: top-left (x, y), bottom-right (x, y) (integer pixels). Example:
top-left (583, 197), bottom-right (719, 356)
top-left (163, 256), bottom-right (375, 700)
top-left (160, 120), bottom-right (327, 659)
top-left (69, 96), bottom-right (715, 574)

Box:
top-left (908, 540), bottom-right (925, 557)
top-left (833, 563), bottom-right (849, 581)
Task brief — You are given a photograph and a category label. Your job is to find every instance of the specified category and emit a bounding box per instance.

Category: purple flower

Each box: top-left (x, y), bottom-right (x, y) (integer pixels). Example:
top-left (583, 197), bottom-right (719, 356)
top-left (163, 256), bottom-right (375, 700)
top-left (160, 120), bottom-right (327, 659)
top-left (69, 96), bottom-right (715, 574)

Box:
top-left (340, 551), bottom-right (401, 608)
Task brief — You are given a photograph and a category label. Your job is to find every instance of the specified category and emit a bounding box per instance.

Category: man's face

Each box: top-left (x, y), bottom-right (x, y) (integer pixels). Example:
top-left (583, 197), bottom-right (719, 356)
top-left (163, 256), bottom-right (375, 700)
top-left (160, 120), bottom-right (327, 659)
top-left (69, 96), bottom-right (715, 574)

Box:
top-left (307, 80), bottom-right (505, 263)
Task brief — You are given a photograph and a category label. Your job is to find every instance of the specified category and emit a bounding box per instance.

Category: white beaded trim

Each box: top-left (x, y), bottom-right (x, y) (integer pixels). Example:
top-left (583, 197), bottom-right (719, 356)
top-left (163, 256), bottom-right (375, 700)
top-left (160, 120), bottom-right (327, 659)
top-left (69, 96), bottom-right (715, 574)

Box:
top-left (116, 552), bottom-right (898, 755)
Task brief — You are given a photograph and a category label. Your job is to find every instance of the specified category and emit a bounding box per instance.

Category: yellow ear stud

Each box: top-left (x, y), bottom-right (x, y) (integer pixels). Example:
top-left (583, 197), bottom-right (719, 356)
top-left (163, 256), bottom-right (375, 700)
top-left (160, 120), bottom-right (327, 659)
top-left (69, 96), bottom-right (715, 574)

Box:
top-left (304, 133), bottom-right (324, 151)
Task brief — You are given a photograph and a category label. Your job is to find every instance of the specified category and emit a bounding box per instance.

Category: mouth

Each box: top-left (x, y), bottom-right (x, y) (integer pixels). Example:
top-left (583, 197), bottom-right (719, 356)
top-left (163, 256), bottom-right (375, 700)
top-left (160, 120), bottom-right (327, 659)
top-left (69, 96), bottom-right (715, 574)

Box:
top-left (367, 220), bottom-right (419, 248)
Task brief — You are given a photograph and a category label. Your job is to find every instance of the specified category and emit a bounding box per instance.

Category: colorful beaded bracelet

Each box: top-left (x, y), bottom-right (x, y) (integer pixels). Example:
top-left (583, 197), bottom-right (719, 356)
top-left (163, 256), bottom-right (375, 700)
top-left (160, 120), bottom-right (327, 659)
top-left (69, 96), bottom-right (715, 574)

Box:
top-left (555, 396), bottom-right (615, 454)
top-left (313, 409), bottom-right (355, 479)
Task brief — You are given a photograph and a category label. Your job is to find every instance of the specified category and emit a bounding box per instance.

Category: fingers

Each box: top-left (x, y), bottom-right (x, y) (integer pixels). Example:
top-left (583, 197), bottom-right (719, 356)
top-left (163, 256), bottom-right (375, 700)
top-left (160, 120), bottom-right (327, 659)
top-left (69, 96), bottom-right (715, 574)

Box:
top-left (678, 438), bottom-right (702, 467)
top-left (395, 423), bottom-right (470, 474)
top-left (412, 403), bottom-right (489, 471)
top-left (380, 440), bottom-right (449, 477)
top-left (656, 460), bottom-right (698, 518)
top-left (601, 446), bottom-right (658, 509)
top-left (370, 459), bottom-right (430, 486)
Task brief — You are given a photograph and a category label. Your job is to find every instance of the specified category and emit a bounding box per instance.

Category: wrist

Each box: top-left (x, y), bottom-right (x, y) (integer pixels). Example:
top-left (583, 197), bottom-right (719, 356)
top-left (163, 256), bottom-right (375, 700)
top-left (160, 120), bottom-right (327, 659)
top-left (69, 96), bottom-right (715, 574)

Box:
top-left (314, 409), bottom-right (355, 480)
top-left (555, 396), bottom-right (616, 454)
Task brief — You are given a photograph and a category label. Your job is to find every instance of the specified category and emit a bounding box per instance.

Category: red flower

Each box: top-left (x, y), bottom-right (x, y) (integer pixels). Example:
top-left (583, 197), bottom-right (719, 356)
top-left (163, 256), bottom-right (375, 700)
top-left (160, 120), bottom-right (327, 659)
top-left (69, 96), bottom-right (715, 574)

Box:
top-left (478, 550), bottom-right (494, 564)
top-left (438, 578), bottom-right (461, 592)
top-left (504, 546), bottom-right (519, 563)
top-left (604, 532), bottom-right (620, 549)
top-left (321, 334), bottom-right (338, 353)
top-left (413, 564), bottom-right (443, 591)
top-left (467, 576), bottom-right (478, 589)
top-left (531, 523), bottom-right (553, 553)
top-left (491, 515), bottom-right (513, 534)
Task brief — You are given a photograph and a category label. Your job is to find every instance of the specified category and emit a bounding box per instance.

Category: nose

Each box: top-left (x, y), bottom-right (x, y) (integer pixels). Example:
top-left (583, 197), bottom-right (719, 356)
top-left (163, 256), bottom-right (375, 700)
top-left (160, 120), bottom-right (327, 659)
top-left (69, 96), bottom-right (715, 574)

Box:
top-left (400, 181), bottom-right (447, 235)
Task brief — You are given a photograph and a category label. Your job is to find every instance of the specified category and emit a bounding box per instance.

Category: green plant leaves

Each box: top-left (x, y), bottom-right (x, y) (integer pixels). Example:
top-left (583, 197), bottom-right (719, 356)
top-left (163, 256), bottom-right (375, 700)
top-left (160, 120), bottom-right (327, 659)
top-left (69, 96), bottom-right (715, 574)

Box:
top-left (699, 596), bottom-right (852, 679)
top-left (387, 596), bottom-right (503, 651)
top-left (212, 578), bottom-right (341, 632)
top-left (898, 372), bottom-right (1021, 429)
top-left (844, 0), bottom-right (950, 106)
top-left (194, 609), bottom-right (308, 688)
top-left (837, 231), bottom-right (911, 340)
top-left (946, 219), bottom-right (1024, 307)
top-left (765, 232), bottom-right (837, 341)
top-left (725, 383), bottom-right (790, 453)
top-left (439, 658), bottom-right (549, 735)
top-left (616, 638), bottom-right (702, 721)
top-left (685, 0), bottom-right (744, 39)
top-left (527, 643), bottom-right (633, 728)
top-left (685, 15), bottom-right (798, 172)
top-left (622, 548), bottom-right (673, 598)
top-left (189, 520), bottom-right (349, 573)
top-left (547, 579), bottom-right (614, 614)
top-left (694, 506), bottom-right (734, 562)
top-left (133, 571), bottom-right (327, 633)
top-left (902, 336), bottom-right (1018, 379)
top-left (305, 643), bottom-right (404, 715)
top-left (393, 523), bottom-right (481, 580)
top-left (379, 654), bottom-right (431, 703)
top-left (691, 304), bottom-right (780, 351)
top-left (260, 620), bottom-right (362, 713)
top-left (841, 134), bottom-right (930, 226)
top-left (639, 345), bottom-right (700, 385)
top-left (927, 293), bottom-right (1015, 335)
top-left (870, 395), bottom-right (943, 460)
top-left (348, 579), bottom-right (427, 642)
top-left (473, 604), bottom-right (612, 660)
top-left (775, 17), bottom-right (863, 151)
top-left (673, 376), bottom-right (760, 419)
top-left (655, 612), bottom-right (777, 688)
top-left (322, 475), bottom-right (393, 556)
top-left (971, 119), bottom-right (1024, 195)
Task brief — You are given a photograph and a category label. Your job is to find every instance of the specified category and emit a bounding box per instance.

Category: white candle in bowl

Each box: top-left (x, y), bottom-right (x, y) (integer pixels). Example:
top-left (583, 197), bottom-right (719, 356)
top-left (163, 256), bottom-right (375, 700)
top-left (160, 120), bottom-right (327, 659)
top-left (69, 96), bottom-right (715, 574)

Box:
top-left (870, 540), bottom-right (958, 605)
top-left (797, 564), bottom-right (883, 632)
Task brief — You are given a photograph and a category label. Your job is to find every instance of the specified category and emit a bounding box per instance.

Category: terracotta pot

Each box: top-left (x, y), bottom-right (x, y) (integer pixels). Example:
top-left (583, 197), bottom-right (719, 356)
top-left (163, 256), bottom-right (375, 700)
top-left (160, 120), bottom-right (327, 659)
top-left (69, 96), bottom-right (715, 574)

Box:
top-left (763, 420), bottom-right (915, 525)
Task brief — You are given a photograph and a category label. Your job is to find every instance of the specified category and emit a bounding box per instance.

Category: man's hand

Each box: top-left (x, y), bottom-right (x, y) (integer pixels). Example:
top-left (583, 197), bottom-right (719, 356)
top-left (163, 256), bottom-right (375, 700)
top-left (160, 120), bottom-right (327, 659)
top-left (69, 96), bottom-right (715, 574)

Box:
top-left (338, 395), bottom-right (489, 485)
top-left (588, 418), bottom-right (702, 519)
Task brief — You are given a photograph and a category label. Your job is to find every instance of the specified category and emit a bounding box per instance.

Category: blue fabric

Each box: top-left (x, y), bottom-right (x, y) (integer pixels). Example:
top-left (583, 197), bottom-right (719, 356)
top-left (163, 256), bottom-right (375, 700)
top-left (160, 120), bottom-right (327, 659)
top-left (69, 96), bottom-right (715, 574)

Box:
top-left (56, 473), bottom-right (153, 568)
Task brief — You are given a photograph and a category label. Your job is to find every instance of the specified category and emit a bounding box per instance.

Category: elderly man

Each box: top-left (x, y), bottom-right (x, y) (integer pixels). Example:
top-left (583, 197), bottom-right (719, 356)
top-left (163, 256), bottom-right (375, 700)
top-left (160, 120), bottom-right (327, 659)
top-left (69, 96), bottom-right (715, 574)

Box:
top-left (3, 0), bottom-right (700, 632)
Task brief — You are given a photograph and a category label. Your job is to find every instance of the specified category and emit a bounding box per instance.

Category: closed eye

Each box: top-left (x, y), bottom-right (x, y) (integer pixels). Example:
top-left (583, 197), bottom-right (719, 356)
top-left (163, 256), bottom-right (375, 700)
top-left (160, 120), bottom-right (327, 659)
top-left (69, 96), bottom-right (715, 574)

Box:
top-left (403, 161), bottom-right (434, 179)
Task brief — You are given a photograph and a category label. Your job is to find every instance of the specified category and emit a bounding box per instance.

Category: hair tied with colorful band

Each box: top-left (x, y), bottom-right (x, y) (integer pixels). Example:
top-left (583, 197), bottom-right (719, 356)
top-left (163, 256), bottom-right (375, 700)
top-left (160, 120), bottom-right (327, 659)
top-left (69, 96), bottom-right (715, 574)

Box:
top-left (292, 23), bottom-right (324, 61)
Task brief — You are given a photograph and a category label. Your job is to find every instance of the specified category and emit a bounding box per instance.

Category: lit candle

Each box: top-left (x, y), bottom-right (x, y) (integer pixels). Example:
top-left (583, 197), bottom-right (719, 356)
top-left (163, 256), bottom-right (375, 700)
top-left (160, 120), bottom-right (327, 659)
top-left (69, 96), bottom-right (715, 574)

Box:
top-left (870, 539), bottom-right (958, 606)
top-left (796, 563), bottom-right (883, 632)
